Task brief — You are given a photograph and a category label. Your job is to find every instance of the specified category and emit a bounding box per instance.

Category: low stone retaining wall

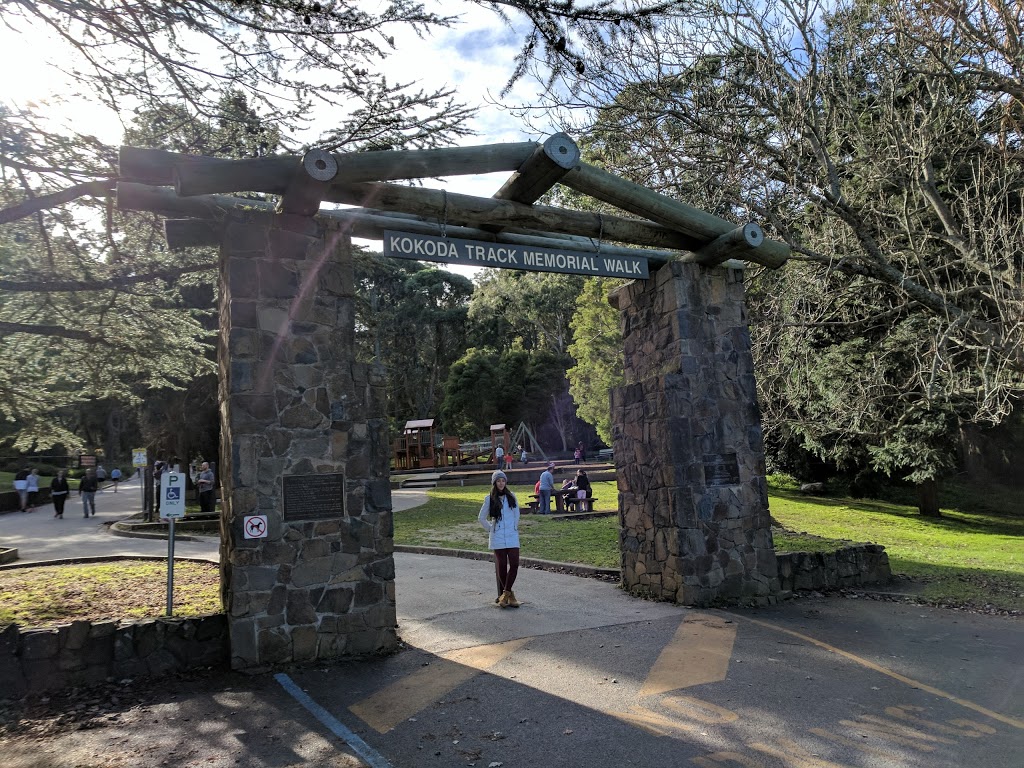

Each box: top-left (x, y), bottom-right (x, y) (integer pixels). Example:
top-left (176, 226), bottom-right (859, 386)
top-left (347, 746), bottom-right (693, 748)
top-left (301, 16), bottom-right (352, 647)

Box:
top-left (0, 614), bottom-right (228, 699)
top-left (0, 488), bottom-right (52, 513)
top-left (776, 544), bottom-right (891, 592)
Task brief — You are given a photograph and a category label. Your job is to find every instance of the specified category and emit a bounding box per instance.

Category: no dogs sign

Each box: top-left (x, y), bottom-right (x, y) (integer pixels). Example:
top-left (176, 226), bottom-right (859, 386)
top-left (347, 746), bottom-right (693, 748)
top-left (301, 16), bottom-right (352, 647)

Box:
top-left (244, 515), bottom-right (268, 539)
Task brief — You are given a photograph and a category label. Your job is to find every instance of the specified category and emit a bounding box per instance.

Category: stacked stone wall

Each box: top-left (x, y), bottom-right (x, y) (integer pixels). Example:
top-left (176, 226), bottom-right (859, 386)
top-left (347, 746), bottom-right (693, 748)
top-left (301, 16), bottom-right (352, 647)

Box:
top-left (218, 215), bottom-right (397, 669)
top-left (0, 615), bottom-right (227, 698)
top-left (611, 261), bottom-right (779, 605)
top-left (776, 545), bottom-right (891, 592)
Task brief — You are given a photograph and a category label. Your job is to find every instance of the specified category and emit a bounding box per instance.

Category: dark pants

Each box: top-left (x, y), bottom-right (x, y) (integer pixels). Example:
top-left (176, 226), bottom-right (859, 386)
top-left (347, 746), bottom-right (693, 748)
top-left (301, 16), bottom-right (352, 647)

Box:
top-left (494, 547), bottom-right (520, 596)
top-left (53, 494), bottom-right (67, 517)
top-left (199, 489), bottom-right (215, 513)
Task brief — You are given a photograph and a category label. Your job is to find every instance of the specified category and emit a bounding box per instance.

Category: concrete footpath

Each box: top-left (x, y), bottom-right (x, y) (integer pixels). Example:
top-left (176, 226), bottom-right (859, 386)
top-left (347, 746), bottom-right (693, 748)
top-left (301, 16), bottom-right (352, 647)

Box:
top-left (1, 481), bottom-right (1022, 767)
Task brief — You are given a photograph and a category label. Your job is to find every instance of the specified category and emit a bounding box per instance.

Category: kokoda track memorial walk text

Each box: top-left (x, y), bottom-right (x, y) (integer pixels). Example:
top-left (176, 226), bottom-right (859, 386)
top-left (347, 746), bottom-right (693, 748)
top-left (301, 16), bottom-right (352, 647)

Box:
top-left (384, 230), bottom-right (649, 279)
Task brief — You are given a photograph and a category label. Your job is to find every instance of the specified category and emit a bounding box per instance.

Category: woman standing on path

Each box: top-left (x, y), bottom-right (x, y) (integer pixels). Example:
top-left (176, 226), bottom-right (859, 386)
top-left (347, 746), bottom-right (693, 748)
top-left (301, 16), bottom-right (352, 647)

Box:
top-left (50, 470), bottom-right (70, 518)
top-left (478, 470), bottom-right (521, 608)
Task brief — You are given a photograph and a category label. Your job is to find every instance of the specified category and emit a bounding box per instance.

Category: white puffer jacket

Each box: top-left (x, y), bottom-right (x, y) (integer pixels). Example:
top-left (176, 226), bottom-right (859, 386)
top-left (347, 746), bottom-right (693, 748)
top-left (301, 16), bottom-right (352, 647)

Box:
top-left (478, 494), bottom-right (520, 550)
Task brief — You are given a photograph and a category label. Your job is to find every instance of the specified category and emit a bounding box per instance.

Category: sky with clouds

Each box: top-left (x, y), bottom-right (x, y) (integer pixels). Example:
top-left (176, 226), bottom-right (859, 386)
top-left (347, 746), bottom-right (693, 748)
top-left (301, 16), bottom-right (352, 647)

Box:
top-left (0, 2), bottom-right (574, 275)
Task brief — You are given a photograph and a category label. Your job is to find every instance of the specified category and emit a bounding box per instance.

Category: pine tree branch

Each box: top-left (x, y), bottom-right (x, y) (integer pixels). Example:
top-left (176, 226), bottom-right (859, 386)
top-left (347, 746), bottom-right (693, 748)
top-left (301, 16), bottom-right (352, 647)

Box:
top-left (0, 265), bottom-right (216, 293)
top-left (0, 321), bottom-right (110, 344)
top-left (0, 179), bottom-right (115, 225)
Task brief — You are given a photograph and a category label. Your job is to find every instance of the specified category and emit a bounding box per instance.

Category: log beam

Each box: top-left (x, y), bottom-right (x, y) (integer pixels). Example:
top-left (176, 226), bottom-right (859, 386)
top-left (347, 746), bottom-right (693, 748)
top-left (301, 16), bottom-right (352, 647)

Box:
top-left (118, 183), bottom-right (694, 265)
top-left (493, 132), bottom-right (580, 205)
top-left (693, 223), bottom-right (764, 266)
top-left (278, 149), bottom-right (338, 216)
top-left (563, 161), bottom-right (790, 268)
top-left (324, 180), bottom-right (706, 254)
top-left (120, 141), bottom-right (541, 196)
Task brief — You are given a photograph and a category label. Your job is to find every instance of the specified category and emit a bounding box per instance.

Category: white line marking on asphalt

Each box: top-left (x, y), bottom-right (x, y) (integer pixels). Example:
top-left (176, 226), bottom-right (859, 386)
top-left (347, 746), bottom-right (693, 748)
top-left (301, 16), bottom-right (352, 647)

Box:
top-left (275, 673), bottom-right (393, 768)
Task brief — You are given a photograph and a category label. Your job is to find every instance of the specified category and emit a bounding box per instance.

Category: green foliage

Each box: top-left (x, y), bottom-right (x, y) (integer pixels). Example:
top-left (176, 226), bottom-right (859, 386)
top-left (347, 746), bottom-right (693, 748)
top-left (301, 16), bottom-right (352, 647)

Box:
top-left (567, 277), bottom-right (625, 445)
top-left (439, 345), bottom-right (577, 445)
top-left (549, 0), bottom-right (1024, 487)
top-left (354, 252), bottom-right (472, 423)
top-left (468, 270), bottom-right (585, 355)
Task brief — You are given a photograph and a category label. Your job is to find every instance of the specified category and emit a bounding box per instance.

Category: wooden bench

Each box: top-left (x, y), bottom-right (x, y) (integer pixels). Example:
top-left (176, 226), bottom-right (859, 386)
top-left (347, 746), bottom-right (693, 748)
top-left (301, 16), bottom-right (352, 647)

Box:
top-left (525, 493), bottom-right (565, 514)
top-left (564, 496), bottom-right (598, 513)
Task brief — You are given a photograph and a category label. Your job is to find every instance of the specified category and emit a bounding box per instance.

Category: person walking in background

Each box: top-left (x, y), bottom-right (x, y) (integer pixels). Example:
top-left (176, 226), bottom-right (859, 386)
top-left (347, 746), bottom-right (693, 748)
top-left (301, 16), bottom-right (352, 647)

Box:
top-left (538, 462), bottom-right (556, 515)
top-left (96, 465), bottom-right (107, 482)
top-left (196, 461), bottom-right (215, 513)
top-left (574, 445), bottom-right (582, 465)
top-left (79, 468), bottom-right (99, 518)
top-left (50, 470), bottom-right (70, 519)
top-left (504, 448), bottom-right (514, 472)
top-left (494, 443), bottom-right (504, 470)
top-left (519, 445), bottom-right (527, 466)
top-left (26, 468), bottom-right (41, 512)
top-left (13, 466), bottom-right (30, 513)
top-left (110, 467), bottom-right (122, 492)
top-left (478, 470), bottom-right (521, 608)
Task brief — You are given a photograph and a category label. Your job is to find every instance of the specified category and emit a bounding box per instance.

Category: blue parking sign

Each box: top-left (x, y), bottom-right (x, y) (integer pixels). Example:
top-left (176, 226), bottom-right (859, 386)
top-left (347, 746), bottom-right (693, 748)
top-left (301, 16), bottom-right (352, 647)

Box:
top-left (160, 472), bottom-right (186, 519)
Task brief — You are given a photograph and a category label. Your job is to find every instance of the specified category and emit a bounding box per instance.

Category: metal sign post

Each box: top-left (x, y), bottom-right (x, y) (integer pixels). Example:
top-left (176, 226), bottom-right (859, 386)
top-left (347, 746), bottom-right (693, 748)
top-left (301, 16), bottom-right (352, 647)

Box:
top-left (132, 448), bottom-right (148, 520)
top-left (159, 471), bottom-right (187, 616)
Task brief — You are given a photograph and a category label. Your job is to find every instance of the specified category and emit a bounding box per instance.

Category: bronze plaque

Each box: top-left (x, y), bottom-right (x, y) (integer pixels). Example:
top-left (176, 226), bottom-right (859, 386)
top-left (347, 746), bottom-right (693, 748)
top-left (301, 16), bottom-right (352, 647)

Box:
top-left (283, 473), bottom-right (346, 521)
top-left (703, 453), bottom-right (740, 487)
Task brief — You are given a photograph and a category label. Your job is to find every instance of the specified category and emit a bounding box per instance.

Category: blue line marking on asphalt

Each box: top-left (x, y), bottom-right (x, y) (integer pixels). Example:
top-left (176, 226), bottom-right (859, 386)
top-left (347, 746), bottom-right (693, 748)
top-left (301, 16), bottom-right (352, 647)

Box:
top-left (275, 672), bottom-right (393, 768)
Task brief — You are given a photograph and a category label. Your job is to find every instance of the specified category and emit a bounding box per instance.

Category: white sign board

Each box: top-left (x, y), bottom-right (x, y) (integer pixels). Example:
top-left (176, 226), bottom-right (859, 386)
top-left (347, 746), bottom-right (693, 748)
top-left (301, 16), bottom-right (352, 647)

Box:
top-left (132, 449), bottom-right (148, 467)
top-left (160, 472), bottom-right (187, 519)
top-left (244, 515), bottom-right (268, 539)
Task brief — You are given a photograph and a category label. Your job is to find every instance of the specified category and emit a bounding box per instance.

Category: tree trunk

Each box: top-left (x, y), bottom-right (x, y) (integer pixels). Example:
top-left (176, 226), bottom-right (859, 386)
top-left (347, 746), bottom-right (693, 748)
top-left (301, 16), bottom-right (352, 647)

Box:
top-left (916, 479), bottom-right (942, 517)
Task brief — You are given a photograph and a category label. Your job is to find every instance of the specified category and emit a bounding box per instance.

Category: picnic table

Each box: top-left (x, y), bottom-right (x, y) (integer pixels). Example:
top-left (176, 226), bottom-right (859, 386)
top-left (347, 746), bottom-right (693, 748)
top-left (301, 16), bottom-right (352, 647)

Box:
top-left (526, 492), bottom-right (597, 514)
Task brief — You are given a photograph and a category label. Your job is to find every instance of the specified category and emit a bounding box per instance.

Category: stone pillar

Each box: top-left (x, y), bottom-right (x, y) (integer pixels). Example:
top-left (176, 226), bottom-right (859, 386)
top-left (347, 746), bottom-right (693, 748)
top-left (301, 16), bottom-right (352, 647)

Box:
top-left (218, 213), bottom-right (397, 669)
top-left (610, 261), bottom-right (779, 606)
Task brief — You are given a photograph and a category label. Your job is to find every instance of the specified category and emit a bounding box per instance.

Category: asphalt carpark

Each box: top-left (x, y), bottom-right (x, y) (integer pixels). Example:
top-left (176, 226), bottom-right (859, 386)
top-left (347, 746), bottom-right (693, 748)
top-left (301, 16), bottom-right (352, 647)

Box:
top-left (1, 480), bottom-right (1021, 767)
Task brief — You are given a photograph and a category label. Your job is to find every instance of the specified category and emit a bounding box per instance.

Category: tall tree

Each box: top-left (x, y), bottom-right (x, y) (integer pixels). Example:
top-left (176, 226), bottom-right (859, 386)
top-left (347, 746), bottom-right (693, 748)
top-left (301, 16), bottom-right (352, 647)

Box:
top-left (468, 269), bottom-right (585, 355)
top-left (0, 1), bottom-right (685, 450)
top-left (531, 0), bottom-right (1024, 512)
top-left (353, 252), bottom-right (473, 425)
top-left (566, 277), bottom-right (625, 446)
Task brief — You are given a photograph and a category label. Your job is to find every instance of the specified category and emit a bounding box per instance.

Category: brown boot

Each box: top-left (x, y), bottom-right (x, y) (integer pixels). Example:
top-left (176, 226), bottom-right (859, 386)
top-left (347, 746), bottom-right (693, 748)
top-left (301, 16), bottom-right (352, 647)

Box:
top-left (505, 591), bottom-right (520, 608)
top-left (498, 591), bottom-right (510, 608)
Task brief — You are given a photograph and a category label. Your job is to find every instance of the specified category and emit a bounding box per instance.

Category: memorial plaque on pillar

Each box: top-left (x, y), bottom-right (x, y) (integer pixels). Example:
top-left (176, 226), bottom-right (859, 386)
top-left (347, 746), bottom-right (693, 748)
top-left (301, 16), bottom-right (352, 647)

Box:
top-left (703, 453), bottom-right (741, 487)
top-left (283, 473), bottom-right (346, 520)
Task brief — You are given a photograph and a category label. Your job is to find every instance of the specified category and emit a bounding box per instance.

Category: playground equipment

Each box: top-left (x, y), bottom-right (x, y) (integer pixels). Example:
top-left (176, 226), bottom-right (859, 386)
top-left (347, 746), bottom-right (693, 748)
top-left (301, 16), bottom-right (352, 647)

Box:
top-left (391, 420), bottom-right (547, 470)
top-left (392, 419), bottom-right (440, 470)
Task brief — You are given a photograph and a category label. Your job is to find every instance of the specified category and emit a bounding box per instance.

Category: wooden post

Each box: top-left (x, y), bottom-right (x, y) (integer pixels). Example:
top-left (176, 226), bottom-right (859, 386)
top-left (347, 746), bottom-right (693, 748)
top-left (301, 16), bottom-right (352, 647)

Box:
top-left (493, 132), bottom-right (580, 205)
top-left (278, 149), bottom-right (338, 217)
top-left (694, 223), bottom-right (765, 266)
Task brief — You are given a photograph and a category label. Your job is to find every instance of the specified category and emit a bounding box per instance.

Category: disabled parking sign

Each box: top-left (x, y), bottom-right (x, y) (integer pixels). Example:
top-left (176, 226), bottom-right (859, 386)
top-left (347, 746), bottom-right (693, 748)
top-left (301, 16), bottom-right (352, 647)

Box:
top-left (160, 472), bottom-right (186, 519)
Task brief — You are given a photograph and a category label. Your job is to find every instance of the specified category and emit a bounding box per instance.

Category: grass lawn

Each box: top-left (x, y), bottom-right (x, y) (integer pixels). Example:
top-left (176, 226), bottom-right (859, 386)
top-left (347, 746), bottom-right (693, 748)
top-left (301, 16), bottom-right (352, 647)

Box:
top-left (395, 479), bottom-right (1024, 612)
top-left (0, 470), bottom-right (55, 487)
top-left (768, 485), bottom-right (1024, 611)
top-left (0, 560), bottom-right (221, 628)
top-left (394, 482), bottom-right (623, 568)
